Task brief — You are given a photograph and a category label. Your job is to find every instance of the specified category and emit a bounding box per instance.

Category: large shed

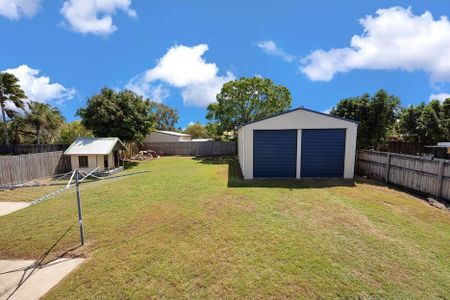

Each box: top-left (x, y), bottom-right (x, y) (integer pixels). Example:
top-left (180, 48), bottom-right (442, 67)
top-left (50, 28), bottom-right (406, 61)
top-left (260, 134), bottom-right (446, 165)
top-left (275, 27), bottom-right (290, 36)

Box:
top-left (237, 107), bottom-right (358, 179)
top-left (144, 130), bottom-right (192, 143)
top-left (64, 137), bottom-right (126, 171)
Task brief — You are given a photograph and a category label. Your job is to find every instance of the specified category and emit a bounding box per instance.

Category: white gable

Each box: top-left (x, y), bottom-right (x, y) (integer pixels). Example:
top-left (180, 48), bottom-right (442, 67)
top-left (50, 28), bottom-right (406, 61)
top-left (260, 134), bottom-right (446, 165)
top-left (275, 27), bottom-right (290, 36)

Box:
top-left (64, 138), bottom-right (125, 155)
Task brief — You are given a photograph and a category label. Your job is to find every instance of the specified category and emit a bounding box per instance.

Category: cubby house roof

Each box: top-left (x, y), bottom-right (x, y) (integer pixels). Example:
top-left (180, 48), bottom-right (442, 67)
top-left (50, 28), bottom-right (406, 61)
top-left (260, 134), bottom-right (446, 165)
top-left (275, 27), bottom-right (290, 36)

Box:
top-left (64, 138), bottom-right (125, 155)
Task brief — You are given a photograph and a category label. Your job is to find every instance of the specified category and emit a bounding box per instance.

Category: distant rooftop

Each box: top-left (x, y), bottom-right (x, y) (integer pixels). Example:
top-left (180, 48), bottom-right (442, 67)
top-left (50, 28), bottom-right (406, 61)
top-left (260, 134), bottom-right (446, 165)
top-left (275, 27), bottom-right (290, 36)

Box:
top-left (426, 142), bottom-right (450, 148)
top-left (155, 130), bottom-right (191, 137)
top-left (64, 137), bottom-right (125, 155)
top-left (189, 138), bottom-right (213, 142)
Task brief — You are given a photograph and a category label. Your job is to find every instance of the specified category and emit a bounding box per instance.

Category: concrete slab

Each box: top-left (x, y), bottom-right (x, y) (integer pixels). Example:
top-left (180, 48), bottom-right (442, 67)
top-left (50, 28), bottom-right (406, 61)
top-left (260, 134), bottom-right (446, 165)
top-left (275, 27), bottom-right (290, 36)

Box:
top-left (0, 258), bottom-right (84, 300)
top-left (0, 202), bottom-right (29, 217)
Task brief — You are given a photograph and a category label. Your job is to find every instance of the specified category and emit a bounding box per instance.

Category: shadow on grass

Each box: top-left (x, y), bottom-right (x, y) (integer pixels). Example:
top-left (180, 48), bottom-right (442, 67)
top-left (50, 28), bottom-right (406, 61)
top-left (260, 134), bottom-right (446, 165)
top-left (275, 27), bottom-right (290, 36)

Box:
top-left (355, 176), bottom-right (450, 206)
top-left (124, 161), bottom-right (139, 170)
top-left (1, 225), bottom-right (81, 300)
top-left (193, 156), bottom-right (356, 189)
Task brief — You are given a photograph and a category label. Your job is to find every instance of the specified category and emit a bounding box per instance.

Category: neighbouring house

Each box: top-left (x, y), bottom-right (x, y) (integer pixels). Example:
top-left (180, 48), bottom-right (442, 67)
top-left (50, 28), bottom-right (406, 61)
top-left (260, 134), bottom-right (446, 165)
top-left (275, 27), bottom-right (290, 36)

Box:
top-left (425, 142), bottom-right (450, 159)
top-left (237, 107), bottom-right (359, 179)
top-left (144, 130), bottom-right (192, 143)
top-left (64, 137), bottom-right (126, 171)
top-left (191, 138), bottom-right (213, 142)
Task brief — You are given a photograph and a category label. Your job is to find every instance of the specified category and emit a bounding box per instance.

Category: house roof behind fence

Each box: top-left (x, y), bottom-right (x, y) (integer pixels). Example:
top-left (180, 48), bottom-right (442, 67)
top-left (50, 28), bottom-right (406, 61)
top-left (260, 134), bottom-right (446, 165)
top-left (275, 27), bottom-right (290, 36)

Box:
top-left (155, 130), bottom-right (191, 137)
top-left (64, 138), bottom-right (125, 155)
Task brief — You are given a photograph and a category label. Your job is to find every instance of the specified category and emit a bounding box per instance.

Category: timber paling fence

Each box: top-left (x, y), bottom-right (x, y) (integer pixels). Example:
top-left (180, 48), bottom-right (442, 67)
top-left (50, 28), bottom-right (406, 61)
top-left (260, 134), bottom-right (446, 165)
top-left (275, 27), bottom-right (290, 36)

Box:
top-left (143, 141), bottom-right (237, 156)
top-left (357, 150), bottom-right (450, 201)
top-left (0, 144), bottom-right (69, 155)
top-left (0, 151), bottom-right (71, 187)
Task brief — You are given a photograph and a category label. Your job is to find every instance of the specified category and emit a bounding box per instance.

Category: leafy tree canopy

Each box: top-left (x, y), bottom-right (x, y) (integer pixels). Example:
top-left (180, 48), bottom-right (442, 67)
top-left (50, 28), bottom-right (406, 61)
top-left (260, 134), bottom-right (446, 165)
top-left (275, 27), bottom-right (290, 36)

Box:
top-left (184, 122), bottom-right (209, 139)
top-left (59, 120), bottom-right (93, 144)
top-left (0, 72), bottom-right (27, 145)
top-left (23, 101), bottom-right (65, 144)
top-left (331, 89), bottom-right (400, 149)
top-left (206, 77), bottom-right (292, 138)
top-left (397, 98), bottom-right (449, 144)
top-left (443, 98), bottom-right (450, 140)
top-left (4, 101), bottom-right (65, 144)
top-left (149, 102), bottom-right (179, 131)
top-left (77, 88), bottom-right (153, 143)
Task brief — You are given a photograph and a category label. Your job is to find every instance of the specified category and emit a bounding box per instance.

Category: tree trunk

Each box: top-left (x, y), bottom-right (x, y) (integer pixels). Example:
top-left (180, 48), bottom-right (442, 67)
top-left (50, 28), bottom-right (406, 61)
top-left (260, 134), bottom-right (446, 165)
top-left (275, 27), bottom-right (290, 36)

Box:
top-left (36, 127), bottom-right (40, 145)
top-left (0, 99), bottom-right (9, 146)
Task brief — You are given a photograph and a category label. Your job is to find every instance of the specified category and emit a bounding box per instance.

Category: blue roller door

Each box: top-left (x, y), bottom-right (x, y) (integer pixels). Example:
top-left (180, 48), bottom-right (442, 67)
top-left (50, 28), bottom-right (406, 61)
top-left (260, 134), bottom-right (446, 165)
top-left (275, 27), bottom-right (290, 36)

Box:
top-left (301, 129), bottom-right (346, 178)
top-left (253, 130), bottom-right (297, 178)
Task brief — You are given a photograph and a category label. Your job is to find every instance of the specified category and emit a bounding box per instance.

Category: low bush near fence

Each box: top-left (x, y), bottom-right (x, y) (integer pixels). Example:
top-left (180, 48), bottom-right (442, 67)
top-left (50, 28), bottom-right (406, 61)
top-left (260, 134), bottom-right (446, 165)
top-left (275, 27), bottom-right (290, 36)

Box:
top-left (357, 150), bottom-right (450, 201)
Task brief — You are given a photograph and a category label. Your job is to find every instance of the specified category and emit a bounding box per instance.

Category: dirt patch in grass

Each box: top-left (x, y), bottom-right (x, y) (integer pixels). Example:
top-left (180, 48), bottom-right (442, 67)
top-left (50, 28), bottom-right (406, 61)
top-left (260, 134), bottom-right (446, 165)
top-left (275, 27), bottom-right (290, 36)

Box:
top-left (204, 193), bottom-right (256, 217)
top-left (278, 190), bottom-right (384, 237)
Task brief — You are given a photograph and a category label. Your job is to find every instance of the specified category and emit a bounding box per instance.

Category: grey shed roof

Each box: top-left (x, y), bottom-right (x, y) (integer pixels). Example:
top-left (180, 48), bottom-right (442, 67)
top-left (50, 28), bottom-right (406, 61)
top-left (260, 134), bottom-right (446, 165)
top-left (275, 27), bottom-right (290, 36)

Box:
top-left (64, 138), bottom-right (126, 155)
top-left (237, 107), bottom-right (359, 129)
top-left (155, 130), bottom-right (191, 137)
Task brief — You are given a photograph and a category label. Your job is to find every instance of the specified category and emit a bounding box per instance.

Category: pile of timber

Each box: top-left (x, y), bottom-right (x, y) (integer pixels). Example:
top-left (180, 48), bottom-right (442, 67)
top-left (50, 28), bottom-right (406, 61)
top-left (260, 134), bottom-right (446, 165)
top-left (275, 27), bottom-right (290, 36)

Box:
top-left (129, 150), bottom-right (160, 161)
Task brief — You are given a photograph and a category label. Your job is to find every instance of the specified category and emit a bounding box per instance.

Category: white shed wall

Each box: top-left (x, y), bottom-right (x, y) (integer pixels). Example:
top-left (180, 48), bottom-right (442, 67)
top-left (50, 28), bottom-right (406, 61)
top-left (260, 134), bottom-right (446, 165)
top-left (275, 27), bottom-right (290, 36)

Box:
top-left (69, 153), bottom-right (114, 171)
top-left (144, 132), bottom-right (191, 143)
top-left (239, 109), bottom-right (358, 179)
top-left (238, 127), bottom-right (244, 176)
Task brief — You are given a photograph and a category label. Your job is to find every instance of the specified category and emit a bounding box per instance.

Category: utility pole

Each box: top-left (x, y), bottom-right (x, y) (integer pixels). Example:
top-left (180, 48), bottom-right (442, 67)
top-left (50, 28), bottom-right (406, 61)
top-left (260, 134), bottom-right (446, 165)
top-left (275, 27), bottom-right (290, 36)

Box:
top-left (75, 169), bottom-right (85, 245)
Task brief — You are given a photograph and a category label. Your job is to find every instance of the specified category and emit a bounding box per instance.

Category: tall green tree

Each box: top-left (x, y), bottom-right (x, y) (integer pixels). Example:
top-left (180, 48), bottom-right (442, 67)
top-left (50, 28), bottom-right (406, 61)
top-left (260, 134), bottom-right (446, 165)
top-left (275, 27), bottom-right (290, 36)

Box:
top-left (206, 77), bottom-right (292, 138)
top-left (442, 98), bottom-right (450, 140)
top-left (331, 89), bottom-right (400, 149)
top-left (397, 99), bottom-right (449, 144)
top-left (24, 101), bottom-right (65, 144)
top-left (0, 72), bottom-right (27, 145)
top-left (204, 123), bottom-right (227, 141)
top-left (417, 100), bottom-right (444, 144)
top-left (77, 88), bottom-right (153, 143)
top-left (397, 103), bottom-right (425, 142)
top-left (149, 102), bottom-right (179, 131)
top-left (184, 122), bottom-right (209, 139)
top-left (59, 120), bottom-right (93, 144)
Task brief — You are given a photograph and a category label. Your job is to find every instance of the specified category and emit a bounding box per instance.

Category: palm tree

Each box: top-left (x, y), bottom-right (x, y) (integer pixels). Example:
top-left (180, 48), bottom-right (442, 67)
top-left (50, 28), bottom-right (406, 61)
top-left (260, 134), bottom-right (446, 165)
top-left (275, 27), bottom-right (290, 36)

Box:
top-left (0, 72), bottom-right (27, 145)
top-left (24, 101), bottom-right (65, 144)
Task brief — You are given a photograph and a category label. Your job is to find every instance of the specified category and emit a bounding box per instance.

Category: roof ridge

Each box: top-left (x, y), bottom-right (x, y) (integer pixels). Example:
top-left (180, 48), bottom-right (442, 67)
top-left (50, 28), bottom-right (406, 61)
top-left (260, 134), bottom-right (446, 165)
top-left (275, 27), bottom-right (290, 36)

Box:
top-left (237, 106), bottom-right (359, 129)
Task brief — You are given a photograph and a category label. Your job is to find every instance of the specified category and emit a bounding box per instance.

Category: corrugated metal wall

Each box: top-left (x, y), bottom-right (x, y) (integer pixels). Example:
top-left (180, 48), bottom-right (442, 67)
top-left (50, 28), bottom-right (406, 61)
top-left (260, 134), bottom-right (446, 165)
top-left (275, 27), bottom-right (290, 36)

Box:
top-left (301, 129), bottom-right (346, 177)
top-left (238, 109), bottom-right (358, 179)
top-left (253, 130), bottom-right (297, 178)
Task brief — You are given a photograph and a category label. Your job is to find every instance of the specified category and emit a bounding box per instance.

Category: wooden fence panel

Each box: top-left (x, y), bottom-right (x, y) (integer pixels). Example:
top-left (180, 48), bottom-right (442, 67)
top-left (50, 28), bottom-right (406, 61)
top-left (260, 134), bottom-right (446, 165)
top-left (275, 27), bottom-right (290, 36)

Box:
top-left (0, 144), bottom-right (69, 155)
top-left (0, 151), bottom-right (71, 187)
top-left (357, 150), bottom-right (449, 201)
top-left (143, 141), bottom-right (237, 157)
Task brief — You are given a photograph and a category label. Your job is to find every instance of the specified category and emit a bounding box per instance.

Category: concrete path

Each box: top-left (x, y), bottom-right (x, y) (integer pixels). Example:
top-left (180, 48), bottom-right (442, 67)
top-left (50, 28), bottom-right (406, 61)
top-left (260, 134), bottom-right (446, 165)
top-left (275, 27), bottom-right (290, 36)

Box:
top-left (0, 258), bottom-right (84, 300)
top-left (0, 202), bottom-right (29, 217)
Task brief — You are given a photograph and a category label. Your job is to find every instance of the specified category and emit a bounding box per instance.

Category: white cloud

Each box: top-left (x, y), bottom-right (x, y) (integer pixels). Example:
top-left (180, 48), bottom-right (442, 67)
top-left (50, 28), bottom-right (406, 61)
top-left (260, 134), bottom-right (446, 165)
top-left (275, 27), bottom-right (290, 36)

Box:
top-left (322, 107), bottom-right (332, 114)
top-left (126, 77), bottom-right (170, 102)
top-left (60, 0), bottom-right (136, 36)
top-left (0, 0), bottom-right (41, 20)
top-left (4, 65), bottom-right (76, 105)
top-left (149, 85), bottom-right (170, 103)
top-left (429, 93), bottom-right (450, 102)
top-left (127, 44), bottom-right (235, 107)
top-left (257, 40), bottom-right (296, 63)
top-left (301, 7), bottom-right (450, 82)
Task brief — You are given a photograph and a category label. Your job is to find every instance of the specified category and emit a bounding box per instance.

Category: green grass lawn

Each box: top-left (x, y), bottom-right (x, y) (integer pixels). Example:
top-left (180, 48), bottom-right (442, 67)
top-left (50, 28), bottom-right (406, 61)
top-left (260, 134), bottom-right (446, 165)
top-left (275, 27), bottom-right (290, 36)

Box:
top-left (0, 157), bottom-right (449, 299)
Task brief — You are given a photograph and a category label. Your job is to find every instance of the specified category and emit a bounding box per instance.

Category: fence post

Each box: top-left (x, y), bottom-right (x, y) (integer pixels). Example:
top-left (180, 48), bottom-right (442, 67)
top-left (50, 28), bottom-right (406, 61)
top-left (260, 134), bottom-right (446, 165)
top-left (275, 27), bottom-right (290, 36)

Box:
top-left (437, 160), bottom-right (444, 199)
top-left (385, 153), bottom-right (391, 183)
top-left (75, 170), bottom-right (85, 245)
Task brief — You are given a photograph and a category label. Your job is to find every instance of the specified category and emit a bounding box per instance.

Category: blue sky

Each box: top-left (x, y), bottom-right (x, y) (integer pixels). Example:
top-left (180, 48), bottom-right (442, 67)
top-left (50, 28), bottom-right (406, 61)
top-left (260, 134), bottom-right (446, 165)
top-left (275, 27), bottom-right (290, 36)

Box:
top-left (1, 0), bottom-right (450, 128)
